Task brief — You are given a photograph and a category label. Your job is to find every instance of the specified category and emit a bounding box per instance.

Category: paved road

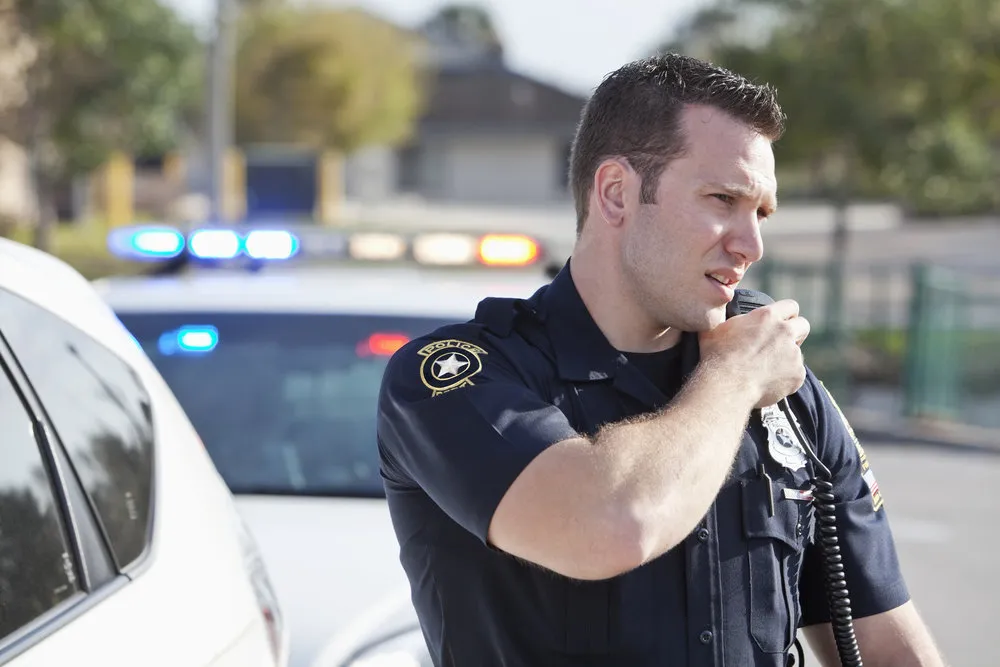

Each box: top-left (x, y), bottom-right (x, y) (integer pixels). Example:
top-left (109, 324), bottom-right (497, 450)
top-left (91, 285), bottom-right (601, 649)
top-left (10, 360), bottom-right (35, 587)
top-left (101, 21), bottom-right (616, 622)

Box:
top-left (795, 439), bottom-right (1000, 667)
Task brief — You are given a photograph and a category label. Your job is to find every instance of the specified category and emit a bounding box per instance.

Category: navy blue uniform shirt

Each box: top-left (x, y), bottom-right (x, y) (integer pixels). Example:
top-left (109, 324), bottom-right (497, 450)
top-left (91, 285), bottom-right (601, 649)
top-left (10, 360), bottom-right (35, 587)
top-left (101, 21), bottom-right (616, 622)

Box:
top-left (377, 263), bottom-right (910, 666)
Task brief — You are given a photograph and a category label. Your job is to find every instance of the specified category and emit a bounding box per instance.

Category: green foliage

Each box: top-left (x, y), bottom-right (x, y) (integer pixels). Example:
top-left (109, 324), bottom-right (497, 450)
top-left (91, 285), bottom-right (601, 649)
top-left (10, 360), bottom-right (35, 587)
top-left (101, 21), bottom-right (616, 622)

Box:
top-left (660, 0), bottom-right (1000, 216)
top-left (234, 5), bottom-right (426, 151)
top-left (8, 0), bottom-right (203, 177)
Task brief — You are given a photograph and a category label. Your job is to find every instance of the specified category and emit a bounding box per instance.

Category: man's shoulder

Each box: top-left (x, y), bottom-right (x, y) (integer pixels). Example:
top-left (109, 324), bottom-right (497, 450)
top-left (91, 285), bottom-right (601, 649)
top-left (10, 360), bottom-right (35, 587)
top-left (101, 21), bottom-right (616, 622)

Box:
top-left (795, 368), bottom-right (844, 418)
top-left (789, 367), bottom-right (862, 457)
top-left (380, 300), bottom-right (557, 403)
top-left (381, 320), bottom-right (510, 391)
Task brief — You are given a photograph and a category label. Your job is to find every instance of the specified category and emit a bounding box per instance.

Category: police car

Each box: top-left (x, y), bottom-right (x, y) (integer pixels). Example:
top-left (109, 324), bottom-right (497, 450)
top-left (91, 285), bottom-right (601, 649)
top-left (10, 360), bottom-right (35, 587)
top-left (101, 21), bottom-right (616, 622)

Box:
top-left (93, 223), bottom-right (555, 667)
top-left (0, 236), bottom-right (287, 666)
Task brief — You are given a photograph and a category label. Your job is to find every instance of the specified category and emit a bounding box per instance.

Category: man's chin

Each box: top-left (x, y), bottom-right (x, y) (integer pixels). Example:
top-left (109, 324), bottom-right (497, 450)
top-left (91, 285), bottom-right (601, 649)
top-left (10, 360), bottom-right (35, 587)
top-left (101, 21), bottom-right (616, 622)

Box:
top-left (702, 309), bottom-right (728, 330)
top-left (676, 317), bottom-right (724, 334)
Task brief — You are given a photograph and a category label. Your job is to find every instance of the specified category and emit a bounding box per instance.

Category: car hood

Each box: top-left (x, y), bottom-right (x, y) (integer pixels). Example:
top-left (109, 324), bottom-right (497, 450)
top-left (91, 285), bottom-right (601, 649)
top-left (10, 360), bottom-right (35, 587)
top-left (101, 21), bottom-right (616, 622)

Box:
top-left (234, 494), bottom-right (412, 667)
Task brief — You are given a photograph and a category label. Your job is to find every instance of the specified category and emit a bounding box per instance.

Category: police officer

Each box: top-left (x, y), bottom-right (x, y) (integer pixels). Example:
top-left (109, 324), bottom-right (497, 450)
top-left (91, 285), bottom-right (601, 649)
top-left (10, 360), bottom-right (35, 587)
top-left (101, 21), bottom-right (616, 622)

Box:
top-left (377, 53), bottom-right (946, 666)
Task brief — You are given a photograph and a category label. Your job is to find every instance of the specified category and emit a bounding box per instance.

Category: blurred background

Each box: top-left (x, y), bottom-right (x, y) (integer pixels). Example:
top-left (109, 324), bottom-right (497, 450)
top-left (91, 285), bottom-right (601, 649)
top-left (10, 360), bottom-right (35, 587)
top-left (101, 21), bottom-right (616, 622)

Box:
top-left (0, 0), bottom-right (998, 662)
top-left (1, 0), bottom-right (998, 436)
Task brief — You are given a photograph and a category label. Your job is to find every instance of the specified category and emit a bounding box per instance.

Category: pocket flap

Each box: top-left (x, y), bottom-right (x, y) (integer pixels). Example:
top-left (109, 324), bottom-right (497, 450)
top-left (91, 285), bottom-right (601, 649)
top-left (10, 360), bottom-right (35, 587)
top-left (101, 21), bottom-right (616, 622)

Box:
top-left (741, 477), bottom-right (804, 551)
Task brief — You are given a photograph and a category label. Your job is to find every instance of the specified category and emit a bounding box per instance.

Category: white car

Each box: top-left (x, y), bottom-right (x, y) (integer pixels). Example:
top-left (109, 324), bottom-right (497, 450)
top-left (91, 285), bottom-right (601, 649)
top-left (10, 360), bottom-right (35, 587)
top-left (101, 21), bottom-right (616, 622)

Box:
top-left (94, 224), bottom-right (554, 667)
top-left (0, 237), bottom-right (288, 666)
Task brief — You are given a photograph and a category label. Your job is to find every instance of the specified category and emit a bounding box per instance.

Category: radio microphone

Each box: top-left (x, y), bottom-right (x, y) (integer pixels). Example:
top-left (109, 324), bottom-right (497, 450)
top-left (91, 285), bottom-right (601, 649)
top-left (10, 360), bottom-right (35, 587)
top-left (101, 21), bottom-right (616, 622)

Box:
top-left (725, 288), bottom-right (774, 319)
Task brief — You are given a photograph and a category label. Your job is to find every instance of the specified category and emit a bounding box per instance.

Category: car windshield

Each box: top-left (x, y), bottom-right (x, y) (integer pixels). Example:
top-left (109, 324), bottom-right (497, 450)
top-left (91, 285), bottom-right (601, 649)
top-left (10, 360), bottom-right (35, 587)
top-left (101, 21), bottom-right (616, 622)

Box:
top-left (116, 311), bottom-right (456, 498)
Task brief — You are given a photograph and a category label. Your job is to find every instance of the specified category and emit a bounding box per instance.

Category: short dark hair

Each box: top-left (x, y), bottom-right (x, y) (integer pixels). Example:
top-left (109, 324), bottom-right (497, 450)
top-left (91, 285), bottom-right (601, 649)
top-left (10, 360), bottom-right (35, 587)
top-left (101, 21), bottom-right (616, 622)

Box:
top-left (568, 53), bottom-right (786, 235)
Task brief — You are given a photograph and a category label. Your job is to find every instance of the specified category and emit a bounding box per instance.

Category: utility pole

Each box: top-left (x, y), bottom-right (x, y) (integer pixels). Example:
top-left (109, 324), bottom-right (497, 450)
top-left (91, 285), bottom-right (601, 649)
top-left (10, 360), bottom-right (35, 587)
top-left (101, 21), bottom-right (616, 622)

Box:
top-left (206, 0), bottom-right (237, 223)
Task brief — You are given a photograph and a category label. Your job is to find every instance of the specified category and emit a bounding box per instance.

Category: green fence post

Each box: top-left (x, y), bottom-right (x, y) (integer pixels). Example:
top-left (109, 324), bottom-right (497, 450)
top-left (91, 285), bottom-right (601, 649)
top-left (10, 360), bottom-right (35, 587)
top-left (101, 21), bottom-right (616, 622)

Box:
top-left (904, 264), bottom-right (963, 421)
top-left (903, 263), bottom-right (928, 418)
top-left (824, 257), bottom-right (849, 400)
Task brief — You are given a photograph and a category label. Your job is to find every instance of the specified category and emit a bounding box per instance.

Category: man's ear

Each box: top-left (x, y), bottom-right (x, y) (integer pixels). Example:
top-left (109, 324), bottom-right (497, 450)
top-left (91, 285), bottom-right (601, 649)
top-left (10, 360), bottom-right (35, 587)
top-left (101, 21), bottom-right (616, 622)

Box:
top-left (592, 158), bottom-right (633, 229)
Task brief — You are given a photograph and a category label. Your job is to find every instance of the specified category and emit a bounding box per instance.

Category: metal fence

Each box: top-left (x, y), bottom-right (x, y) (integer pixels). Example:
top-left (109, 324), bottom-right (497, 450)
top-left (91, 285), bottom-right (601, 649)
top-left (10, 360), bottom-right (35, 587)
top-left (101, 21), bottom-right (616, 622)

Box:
top-left (742, 260), bottom-right (1000, 430)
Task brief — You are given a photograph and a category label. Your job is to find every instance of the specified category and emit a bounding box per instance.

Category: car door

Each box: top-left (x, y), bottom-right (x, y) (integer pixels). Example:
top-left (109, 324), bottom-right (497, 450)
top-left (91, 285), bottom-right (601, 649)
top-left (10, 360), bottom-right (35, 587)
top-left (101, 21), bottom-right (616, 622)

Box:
top-left (0, 287), bottom-right (270, 667)
top-left (0, 299), bottom-right (121, 665)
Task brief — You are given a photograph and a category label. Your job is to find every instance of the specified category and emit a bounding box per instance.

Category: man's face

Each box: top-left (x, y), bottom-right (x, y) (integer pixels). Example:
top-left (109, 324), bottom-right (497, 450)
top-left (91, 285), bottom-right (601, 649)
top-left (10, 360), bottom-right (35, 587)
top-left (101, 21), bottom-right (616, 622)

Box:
top-left (621, 104), bottom-right (777, 332)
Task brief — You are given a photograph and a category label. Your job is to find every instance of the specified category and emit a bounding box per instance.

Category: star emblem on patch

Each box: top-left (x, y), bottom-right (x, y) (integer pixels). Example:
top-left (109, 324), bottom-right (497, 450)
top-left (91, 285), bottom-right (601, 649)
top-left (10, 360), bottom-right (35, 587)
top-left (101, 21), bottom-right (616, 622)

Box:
top-left (418, 339), bottom-right (488, 396)
top-left (434, 353), bottom-right (470, 379)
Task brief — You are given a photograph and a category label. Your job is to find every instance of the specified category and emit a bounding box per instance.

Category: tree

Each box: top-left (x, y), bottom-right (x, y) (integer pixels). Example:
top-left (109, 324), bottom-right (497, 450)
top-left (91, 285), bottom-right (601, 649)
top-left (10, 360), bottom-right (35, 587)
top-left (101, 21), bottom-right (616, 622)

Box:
top-left (4, 0), bottom-right (203, 250)
top-left (0, 2), bottom-right (34, 123)
top-left (421, 3), bottom-right (505, 61)
top-left (662, 0), bottom-right (1000, 216)
top-left (234, 5), bottom-right (426, 151)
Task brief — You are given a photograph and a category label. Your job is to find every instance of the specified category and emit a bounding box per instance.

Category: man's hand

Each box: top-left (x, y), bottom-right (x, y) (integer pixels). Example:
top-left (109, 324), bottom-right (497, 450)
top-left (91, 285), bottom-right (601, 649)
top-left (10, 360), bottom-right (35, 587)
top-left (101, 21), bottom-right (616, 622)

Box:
top-left (699, 298), bottom-right (811, 408)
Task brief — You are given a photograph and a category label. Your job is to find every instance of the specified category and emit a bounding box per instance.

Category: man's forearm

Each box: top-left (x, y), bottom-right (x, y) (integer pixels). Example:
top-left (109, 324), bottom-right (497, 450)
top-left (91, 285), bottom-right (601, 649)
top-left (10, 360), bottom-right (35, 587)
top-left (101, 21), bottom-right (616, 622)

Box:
top-left (591, 358), bottom-right (757, 559)
top-left (804, 602), bottom-right (947, 667)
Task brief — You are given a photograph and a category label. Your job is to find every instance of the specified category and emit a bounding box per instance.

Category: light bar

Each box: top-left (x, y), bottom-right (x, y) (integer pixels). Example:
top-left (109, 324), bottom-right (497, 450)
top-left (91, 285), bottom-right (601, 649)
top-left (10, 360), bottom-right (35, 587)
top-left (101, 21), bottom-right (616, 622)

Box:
top-left (348, 233), bottom-right (407, 261)
top-left (107, 226), bottom-right (185, 260)
top-left (245, 230), bottom-right (299, 260)
top-left (479, 234), bottom-right (540, 266)
top-left (189, 229), bottom-right (240, 260)
top-left (412, 233), bottom-right (479, 266)
top-left (107, 224), bottom-right (545, 269)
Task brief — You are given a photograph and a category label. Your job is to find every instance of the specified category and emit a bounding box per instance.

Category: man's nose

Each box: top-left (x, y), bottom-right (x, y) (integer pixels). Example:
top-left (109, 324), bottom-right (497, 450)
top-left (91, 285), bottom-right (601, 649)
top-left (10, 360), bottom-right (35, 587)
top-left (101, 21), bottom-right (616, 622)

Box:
top-left (725, 214), bottom-right (764, 265)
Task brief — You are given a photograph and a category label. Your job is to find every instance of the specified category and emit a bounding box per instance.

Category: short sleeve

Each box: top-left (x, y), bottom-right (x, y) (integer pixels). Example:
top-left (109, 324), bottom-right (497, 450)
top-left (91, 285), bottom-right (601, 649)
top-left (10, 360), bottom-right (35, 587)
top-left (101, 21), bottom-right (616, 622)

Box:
top-left (376, 331), bottom-right (580, 545)
top-left (796, 370), bottom-right (911, 625)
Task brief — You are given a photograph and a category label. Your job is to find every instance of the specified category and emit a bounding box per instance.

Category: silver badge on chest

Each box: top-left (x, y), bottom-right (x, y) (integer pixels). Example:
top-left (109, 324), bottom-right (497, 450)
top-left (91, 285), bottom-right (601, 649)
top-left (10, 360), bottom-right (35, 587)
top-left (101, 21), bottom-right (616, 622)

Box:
top-left (760, 404), bottom-right (808, 471)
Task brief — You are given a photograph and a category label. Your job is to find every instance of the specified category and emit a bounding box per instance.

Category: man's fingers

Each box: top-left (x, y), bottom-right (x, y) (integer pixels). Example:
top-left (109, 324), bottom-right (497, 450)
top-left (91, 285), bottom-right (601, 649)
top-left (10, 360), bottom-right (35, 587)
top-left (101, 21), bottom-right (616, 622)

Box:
top-left (763, 298), bottom-right (800, 320)
top-left (791, 316), bottom-right (811, 345)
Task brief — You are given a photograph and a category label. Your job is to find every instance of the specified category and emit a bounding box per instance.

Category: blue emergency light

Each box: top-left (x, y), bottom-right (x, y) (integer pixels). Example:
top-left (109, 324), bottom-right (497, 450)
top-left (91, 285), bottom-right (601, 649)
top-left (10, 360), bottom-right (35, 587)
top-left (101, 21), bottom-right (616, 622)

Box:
top-left (189, 229), bottom-right (242, 259)
top-left (108, 225), bottom-right (302, 262)
top-left (244, 230), bottom-right (300, 260)
top-left (107, 226), bottom-right (186, 260)
top-left (157, 324), bottom-right (219, 356)
top-left (158, 325), bottom-right (219, 355)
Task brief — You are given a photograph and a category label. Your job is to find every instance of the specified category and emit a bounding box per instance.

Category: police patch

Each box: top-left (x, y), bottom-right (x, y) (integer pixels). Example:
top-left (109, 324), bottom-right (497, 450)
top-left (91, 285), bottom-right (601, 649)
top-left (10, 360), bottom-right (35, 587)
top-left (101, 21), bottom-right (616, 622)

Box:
top-left (821, 382), bottom-right (884, 512)
top-left (418, 339), bottom-right (487, 397)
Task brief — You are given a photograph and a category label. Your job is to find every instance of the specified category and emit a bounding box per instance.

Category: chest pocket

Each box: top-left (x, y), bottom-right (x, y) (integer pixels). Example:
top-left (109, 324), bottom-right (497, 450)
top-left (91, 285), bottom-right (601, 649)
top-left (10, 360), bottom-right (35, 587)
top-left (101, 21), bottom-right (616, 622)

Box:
top-left (741, 470), bottom-right (813, 654)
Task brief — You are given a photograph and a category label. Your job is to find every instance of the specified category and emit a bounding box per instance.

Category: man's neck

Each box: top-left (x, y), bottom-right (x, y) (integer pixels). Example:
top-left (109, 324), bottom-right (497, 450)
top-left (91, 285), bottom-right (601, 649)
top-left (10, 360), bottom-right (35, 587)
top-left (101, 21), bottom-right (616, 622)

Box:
top-left (569, 238), bottom-right (681, 354)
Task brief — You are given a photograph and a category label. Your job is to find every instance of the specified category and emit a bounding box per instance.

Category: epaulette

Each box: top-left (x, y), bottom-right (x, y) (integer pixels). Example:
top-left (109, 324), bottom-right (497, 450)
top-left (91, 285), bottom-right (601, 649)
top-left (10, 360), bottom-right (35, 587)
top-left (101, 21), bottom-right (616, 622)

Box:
top-left (473, 297), bottom-right (521, 337)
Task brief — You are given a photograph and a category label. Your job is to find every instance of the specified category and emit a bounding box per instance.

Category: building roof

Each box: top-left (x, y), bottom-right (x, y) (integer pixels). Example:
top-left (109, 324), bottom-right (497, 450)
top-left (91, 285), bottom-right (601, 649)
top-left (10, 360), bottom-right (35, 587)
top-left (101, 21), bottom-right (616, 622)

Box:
top-left (418, 66), bottom-right (588, 133)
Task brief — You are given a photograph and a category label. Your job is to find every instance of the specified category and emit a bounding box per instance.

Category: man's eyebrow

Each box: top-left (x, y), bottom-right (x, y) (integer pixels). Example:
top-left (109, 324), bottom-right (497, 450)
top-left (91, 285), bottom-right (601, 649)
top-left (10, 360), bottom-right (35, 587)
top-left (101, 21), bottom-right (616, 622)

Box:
top-left (708, 182), bottom-right (778, 215)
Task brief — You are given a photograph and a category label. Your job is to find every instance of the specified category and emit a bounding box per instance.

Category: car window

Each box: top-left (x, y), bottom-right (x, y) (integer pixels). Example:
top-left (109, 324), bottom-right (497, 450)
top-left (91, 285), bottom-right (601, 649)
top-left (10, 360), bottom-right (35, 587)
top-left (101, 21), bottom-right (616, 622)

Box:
top-left (0, 292), bottom-right (155, 571)
top-left (0, 359), bottom-right (81, 643)
top-left (115, 312), bottom-right (454, 497)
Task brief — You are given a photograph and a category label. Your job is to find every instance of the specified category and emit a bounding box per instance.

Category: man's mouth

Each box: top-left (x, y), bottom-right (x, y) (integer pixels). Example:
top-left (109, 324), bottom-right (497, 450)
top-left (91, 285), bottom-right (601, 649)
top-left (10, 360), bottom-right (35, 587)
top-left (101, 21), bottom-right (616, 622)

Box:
top-left (708, 272), bottom-right (740, 287)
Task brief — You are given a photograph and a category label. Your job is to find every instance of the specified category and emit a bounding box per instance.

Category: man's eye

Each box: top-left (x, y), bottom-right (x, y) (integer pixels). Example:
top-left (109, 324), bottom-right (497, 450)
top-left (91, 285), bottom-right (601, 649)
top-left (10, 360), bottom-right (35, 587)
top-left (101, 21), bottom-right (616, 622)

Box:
top-left (713, 194), bottom-right (733, 204)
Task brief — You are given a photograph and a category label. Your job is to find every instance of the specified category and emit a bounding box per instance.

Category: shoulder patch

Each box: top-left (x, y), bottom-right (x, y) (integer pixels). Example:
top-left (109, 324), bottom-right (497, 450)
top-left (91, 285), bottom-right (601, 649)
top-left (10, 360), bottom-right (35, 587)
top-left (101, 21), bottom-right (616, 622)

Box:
top-left (418, 339), bottom-right (488, 397)
top-left (821, 381), bottom-right (883, 512)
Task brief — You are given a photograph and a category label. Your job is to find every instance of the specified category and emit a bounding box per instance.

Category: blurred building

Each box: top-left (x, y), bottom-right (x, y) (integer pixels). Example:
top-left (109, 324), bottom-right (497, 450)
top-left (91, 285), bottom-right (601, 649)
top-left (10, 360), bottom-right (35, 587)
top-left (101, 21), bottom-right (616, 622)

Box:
top-left (343, 11), bottom-right (587, 208)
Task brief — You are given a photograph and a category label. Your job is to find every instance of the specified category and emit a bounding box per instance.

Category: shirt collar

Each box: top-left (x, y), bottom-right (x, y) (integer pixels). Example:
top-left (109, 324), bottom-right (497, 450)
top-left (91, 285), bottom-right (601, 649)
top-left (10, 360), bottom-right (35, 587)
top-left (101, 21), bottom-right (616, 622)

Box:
top-left (538, 259), bottom-right (701, 383)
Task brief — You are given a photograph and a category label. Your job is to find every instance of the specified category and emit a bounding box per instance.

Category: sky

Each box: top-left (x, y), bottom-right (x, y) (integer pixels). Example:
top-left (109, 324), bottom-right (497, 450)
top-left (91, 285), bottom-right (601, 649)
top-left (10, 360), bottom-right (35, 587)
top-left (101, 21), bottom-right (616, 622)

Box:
top-left (164, 0), bottom-right (710, 96)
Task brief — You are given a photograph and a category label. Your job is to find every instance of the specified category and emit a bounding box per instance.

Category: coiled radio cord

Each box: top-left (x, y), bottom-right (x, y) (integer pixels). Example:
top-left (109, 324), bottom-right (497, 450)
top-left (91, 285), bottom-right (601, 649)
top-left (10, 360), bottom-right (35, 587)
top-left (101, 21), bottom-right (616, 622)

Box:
top-left (778, 398), bottom-right (863, 667)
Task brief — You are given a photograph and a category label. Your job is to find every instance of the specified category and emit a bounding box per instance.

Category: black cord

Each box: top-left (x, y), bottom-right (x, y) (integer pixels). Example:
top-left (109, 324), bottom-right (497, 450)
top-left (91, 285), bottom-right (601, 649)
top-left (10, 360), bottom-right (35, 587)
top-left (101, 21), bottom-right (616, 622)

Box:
top-left (779, 398), bottom-right (864, 667)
